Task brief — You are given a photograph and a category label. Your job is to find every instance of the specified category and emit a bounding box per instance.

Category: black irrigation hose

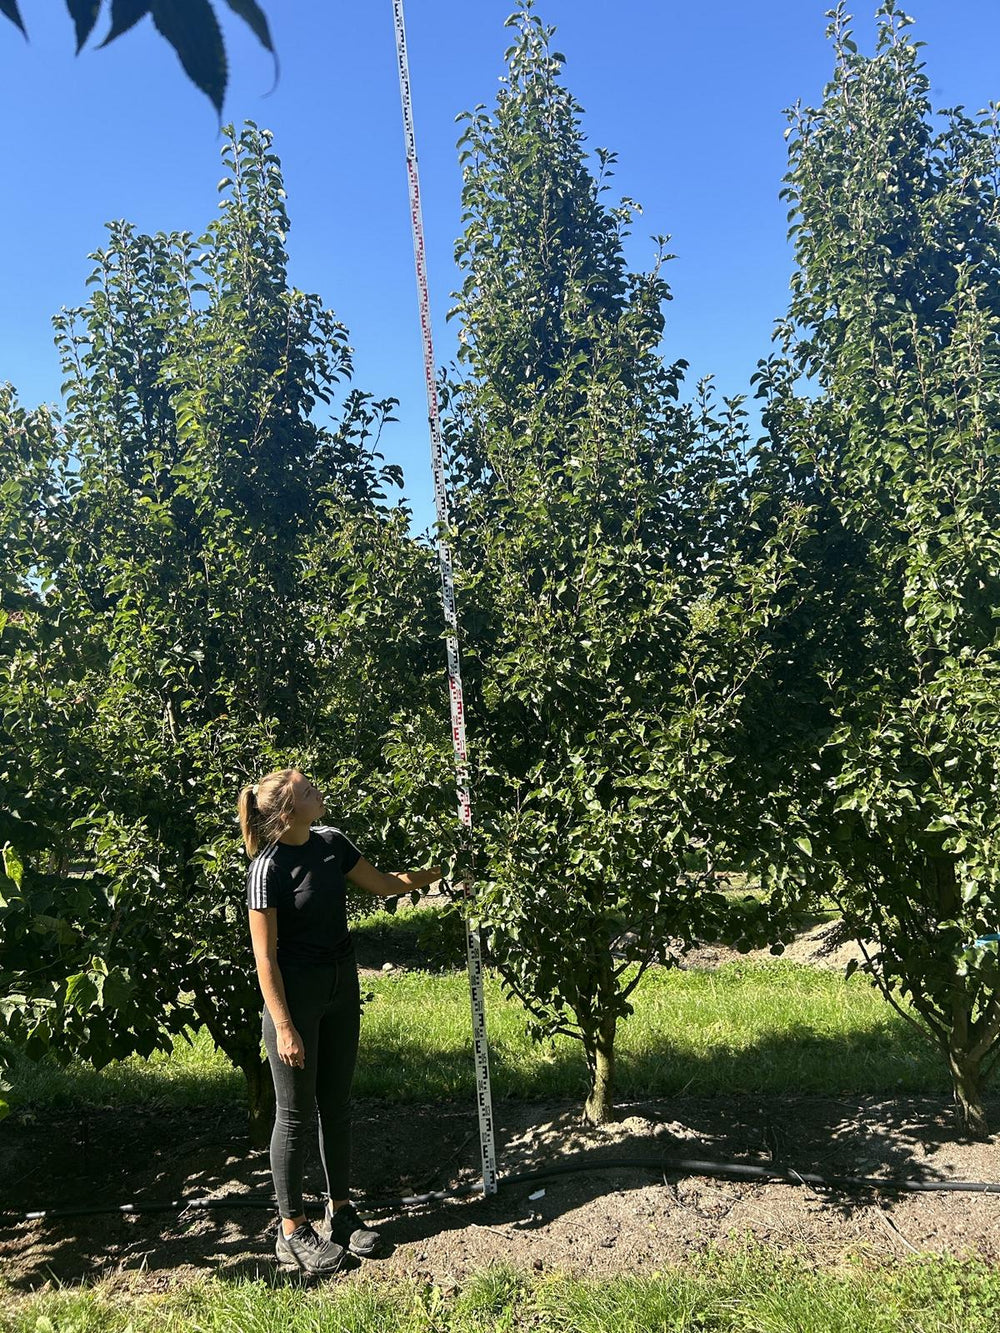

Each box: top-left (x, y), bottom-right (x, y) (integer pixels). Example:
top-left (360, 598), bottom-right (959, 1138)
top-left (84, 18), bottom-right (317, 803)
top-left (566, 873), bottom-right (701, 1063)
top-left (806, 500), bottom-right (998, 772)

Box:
top-left (3, 1155), bottom-right (999, 1223)
top-left (502, 1157), bottom-right (1000, 1195)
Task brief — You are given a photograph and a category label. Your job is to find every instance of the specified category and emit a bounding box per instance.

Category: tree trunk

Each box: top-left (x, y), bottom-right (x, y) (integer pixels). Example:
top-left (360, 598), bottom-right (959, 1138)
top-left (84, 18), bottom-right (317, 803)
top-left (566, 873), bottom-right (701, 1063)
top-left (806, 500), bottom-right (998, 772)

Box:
top-left (945, 1005), bottom-right (989, 1139)
top-left (925, 855), bottom-right (991, 1140)
top-left (242, 1057), bottom-right (275, 1149)
top-left (187, 973), bottom-right (274, 1146)
top-left (583, 1012), bottom-right (617, 1126)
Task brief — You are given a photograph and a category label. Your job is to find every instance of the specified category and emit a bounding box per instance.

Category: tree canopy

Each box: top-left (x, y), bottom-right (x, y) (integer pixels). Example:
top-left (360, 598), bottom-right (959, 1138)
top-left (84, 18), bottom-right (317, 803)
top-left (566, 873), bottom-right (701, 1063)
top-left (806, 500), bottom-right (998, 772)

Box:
top-left (0, 123), bottom-right (438, 1136)
top-left (440, 2), bottom-right (800, 1123)
top-left (746, 0), bottom-right (1000, 1136)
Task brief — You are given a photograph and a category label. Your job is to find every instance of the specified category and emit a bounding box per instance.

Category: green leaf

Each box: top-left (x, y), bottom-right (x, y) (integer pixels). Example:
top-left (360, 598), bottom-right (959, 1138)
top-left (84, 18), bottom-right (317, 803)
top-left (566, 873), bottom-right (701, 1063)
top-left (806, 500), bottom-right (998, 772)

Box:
top-left (150, 0), bottom-right (226, 113)
top-left (2, 844), bottom-right (23, 891)
top-left (102, 969), bottom-right (134, 1010)
top-left (65, 972), bottom-right (98, 1011)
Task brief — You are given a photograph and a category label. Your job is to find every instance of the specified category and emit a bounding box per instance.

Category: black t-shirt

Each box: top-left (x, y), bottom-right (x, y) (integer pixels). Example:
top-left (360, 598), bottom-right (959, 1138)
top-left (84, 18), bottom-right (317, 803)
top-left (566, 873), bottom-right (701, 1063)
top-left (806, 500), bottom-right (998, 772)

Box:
top-left (246, 826), bottom-right (362, 967)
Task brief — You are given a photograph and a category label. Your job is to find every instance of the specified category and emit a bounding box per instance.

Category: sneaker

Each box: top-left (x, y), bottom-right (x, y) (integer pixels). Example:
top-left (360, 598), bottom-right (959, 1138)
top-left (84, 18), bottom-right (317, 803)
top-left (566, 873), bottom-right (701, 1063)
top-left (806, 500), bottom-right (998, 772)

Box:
top-left (275, 1221), bottom-right (346, 1275)
top-left (323, 1200), bottom-right (382, 1257)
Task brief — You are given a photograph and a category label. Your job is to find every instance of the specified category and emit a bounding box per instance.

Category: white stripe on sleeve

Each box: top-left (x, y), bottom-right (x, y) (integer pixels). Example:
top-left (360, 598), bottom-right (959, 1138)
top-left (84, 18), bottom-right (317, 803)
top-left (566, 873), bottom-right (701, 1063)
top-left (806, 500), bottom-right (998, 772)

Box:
top-left (248, 844), bottom-right (278, 910)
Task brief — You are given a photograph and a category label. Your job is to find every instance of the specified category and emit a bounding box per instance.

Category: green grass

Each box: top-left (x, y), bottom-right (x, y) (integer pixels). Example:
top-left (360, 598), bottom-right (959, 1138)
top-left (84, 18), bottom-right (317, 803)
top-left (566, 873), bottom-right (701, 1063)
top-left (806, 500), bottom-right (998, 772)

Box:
top-left (2, 1025), bottom-right (240, 1111)
top-left (4, 1252), bottom-right (1000, 1332)
top-left (4, 957), bottom-right (949, 1114)
top-left (360, 960), bottom-right (941, 1102)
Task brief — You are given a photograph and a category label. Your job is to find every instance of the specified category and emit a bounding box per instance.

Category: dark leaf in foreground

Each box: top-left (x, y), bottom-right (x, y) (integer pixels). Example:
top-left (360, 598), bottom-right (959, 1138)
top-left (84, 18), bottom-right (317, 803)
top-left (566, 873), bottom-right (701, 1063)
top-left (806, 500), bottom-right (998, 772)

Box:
top-left (222, 0), bottom-right (273, 52)
top-left (151, 0), bottom-right (227, 113)
top-left (66, 0), bottom-right (101, 51)
top-left (99, 0), bottom-right (152, 47)
top-left (0, 0), bottom-right (25, 35)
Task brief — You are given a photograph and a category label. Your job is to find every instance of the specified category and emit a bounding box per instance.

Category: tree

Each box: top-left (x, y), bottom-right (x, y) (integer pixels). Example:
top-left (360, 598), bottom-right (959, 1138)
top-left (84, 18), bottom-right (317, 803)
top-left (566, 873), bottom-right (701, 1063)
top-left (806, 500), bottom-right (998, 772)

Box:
top-left (0, 123), bottom-right (439, 1142)
top-left (0, 390), bottom-right (149, 1124)
top-left (440, 3), bottom-right (801, 1124)
top-left (749, 1), bottom-right (1000, 1137)
top-left (1, 0), bottom-right (275, 112)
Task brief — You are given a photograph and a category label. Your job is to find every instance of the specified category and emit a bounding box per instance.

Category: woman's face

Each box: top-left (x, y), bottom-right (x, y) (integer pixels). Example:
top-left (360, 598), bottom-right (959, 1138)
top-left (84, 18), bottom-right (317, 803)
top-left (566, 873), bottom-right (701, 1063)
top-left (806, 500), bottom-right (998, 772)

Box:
top-left (290, 771), bottom-right (326, 824)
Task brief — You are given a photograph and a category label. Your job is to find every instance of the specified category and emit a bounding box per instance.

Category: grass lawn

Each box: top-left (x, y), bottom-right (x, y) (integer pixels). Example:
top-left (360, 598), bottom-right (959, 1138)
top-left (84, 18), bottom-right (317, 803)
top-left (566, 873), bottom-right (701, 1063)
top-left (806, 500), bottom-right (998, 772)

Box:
top-left (359, 959), bottom-right (940, 1102)
top-left (3, 1252), bottom-right (1000, 1332)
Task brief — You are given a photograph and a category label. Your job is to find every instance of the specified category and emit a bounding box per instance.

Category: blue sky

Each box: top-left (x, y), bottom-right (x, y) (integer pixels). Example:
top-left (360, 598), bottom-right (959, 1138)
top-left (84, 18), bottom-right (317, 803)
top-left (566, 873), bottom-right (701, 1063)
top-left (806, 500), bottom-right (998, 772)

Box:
top-left (3, 1), bottom-right (999, 530)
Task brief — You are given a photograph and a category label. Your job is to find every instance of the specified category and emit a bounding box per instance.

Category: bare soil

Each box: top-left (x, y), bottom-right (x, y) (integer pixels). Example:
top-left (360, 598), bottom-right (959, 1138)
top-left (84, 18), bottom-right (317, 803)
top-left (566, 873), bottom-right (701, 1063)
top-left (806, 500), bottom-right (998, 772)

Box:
top-left (2, 1092), bottom-right (998, 1291)
top-left (2, 919), bottom-right (997, 1293)
top-left (681, 917), bottom-right (872, 974)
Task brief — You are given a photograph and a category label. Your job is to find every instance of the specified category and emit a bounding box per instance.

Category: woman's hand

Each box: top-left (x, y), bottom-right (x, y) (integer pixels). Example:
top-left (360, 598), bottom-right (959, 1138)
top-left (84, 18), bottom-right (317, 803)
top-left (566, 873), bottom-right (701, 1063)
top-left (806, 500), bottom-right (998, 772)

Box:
top-left (346, 859), bottom-right (443, 897)
top-left (276, 1022), bottom-right (305, 1069)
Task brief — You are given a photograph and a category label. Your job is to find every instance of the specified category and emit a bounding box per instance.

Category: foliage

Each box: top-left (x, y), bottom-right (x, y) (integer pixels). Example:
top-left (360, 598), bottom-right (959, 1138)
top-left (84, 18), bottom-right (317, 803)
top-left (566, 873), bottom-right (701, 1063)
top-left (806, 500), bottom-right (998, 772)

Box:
top-left (747, 1), bottom-right (1000, 1135)
top-left (438, 1), bottom-right (801, 1123)
top-left (0, 123), bottom-right (438, 1140)
top-left (0, 0), bottom-right (275, 113)
top-left (0, 389), bottom-right (108, 1123)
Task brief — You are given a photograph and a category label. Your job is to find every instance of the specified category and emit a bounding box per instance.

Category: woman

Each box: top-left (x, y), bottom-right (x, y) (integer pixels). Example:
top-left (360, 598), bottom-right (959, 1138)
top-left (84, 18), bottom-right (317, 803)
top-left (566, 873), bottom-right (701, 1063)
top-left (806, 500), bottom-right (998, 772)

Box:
top-left (240, 767), bottom-right (440, 1276)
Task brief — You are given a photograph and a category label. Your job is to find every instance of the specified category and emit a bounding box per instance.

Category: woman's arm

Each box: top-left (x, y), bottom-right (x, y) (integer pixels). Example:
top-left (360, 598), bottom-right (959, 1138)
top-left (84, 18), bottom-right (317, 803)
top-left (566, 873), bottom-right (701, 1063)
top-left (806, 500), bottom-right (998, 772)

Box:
top-left (248, 908), bottom-right (304, 1068)
top-left (346, 857), bottom-right (442, 898)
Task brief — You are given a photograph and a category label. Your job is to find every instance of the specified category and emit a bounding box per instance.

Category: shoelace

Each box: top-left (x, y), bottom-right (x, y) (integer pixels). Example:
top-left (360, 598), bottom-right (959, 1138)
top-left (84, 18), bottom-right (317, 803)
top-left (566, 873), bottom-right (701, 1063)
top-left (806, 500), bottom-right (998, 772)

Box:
top-left (289, 1224), bottom-right (325, 1249)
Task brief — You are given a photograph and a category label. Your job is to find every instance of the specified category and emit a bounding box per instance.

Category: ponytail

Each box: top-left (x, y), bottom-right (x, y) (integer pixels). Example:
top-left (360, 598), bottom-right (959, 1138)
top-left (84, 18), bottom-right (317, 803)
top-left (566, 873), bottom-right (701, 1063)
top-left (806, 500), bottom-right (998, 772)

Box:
top-left (238, 768), bottom-right (298, 857)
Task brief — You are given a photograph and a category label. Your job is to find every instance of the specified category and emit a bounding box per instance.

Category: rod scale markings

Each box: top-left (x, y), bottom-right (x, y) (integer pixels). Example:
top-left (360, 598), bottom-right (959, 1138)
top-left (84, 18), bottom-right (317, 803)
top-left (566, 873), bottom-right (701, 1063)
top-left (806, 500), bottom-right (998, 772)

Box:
top-left (391, 0), bottom-right (497, 1196)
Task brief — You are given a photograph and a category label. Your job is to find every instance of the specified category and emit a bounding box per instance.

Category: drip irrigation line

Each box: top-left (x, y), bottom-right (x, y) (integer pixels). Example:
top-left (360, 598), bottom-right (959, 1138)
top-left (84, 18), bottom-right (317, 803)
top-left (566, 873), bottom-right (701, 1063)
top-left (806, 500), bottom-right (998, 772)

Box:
top-left (500, 1157), bottom-right (1000, 1195)
top-left (4, 1155), bottom-right (998, 1223)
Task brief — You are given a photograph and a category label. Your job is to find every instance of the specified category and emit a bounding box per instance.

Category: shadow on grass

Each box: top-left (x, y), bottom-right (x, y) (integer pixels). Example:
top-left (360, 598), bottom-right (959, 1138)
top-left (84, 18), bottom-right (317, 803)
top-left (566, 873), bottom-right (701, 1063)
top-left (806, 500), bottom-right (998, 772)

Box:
top-left (349, 901), bottom-right (468, 973)
top-left (1, 1029), bottom-right (245, 1114)
top-left (8, 946), bottom-right (985, 1110)
top-left (3, 996), bottom-right (952, 1113)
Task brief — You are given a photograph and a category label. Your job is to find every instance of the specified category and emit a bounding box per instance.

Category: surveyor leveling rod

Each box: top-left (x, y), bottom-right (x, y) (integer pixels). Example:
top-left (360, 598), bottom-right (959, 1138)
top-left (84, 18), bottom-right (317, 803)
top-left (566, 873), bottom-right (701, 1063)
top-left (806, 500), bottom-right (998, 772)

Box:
top-left (391, 0), bottom-right (498, 1197)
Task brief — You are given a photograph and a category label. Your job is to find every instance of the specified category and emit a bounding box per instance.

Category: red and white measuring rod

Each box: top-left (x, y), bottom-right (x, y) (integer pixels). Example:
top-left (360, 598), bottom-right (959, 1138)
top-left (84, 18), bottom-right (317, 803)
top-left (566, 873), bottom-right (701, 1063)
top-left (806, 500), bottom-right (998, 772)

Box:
top-left (391, 0), bottom-right (497, 1197)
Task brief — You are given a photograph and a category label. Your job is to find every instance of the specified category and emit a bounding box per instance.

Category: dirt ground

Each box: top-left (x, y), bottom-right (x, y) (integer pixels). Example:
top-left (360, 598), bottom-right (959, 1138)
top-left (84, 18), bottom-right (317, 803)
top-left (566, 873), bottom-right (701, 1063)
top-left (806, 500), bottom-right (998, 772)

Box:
top-left (2, 920), bottom-right (998, 1293)
top-left (2, 1093), bottom-right (999, 1293)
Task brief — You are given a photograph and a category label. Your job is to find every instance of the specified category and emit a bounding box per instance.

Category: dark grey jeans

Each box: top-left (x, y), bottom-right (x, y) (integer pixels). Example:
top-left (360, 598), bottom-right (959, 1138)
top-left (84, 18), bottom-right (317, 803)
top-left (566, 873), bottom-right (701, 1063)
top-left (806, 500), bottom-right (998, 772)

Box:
top-left (262, 953), bottom-right (360, 1218)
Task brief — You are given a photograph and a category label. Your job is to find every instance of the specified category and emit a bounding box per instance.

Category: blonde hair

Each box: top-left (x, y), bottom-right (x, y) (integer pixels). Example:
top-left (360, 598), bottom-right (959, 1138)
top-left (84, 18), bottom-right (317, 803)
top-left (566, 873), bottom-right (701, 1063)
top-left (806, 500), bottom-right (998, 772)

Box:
top-left (238, 768), bottom-right (298, 857)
